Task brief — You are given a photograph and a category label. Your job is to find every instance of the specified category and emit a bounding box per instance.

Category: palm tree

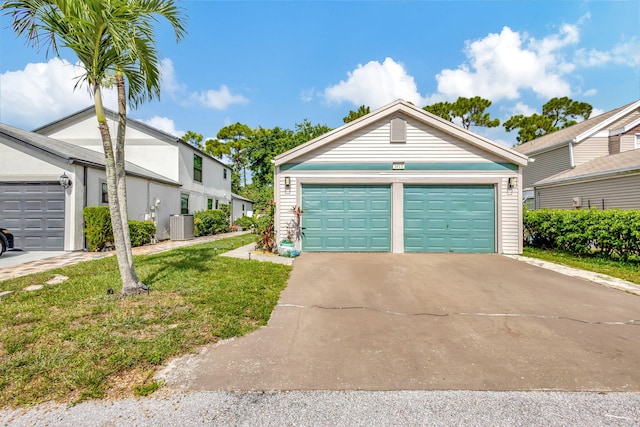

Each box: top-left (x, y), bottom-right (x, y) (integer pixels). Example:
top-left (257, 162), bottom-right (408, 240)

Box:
top-left (2, 0), bottom-right (186, 295)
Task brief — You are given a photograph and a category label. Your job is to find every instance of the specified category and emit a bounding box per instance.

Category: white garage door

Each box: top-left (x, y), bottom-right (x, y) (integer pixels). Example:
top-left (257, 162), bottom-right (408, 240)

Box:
top-left (0, 183), bottom-right (65, 250)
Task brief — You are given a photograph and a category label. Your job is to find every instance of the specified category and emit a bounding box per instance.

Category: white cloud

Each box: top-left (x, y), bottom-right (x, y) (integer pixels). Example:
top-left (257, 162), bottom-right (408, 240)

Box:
top-left (591, 107), bottom-right (605, 118)
top-left (582, 88), bottom-right (597, 97)
top-left (141, 116), bottom-right (184, 137)
top-left (510, 102), bottom-right (538, 116)
top-left (190, 85), bottom-right (249, 110)
top-left (159, 58), bottom-right (186, 98)
top-left (0, 58), bottom-right (115, 129)
top-left (300, 88), bottom-right (315, 102)
top-left (323, 57), bottom-right (428, 108)
top-left (575, 37), bottom-right (640, 68)
top-left (434, 24), bottom-right (579, 102)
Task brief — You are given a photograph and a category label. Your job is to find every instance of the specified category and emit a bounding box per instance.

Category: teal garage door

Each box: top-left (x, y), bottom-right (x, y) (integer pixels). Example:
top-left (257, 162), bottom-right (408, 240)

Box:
top-left (404, 185), bottom-right (495, 253)
top-left (302, 185), bottom-right (391, 252)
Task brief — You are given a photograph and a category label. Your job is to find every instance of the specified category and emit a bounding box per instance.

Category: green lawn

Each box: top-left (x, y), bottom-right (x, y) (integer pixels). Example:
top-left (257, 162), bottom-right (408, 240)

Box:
top-left (523, 247), bottom-right (640, 285)
top-left (0, 234), bottom-right (291, 407)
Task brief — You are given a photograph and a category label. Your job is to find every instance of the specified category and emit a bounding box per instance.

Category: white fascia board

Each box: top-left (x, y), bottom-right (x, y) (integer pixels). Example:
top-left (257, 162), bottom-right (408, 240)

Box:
top-left (275, 100), bottom-right (528, 166)
top-left (574, 100), bottom-right (640, 143)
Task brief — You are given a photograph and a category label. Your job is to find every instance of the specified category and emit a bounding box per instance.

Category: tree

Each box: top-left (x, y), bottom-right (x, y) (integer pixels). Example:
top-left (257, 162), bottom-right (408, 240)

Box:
top-left (3, 0), bottom-right (186, 295)
top-left (206, 123), bottom-right (252, 191)
top-left (182, 130), bottom-right (204, 149)
top-left (542, 96), bottom-right (593, 129)
top-left (343, 105), bottom-right (370, 123)
top-left (504, 97), bottom-right (593, 144)
top-left (423, 97), bottom-right (499, 129)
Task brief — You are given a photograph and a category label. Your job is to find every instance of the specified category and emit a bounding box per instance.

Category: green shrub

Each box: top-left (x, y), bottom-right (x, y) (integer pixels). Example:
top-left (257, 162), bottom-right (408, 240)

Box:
top-left (129, 220), bottom-right (156, 247)
top-left (194, 209), bottom-right (229, 237)
top-left (84, 206), bottom-right (113, 251)
top-left (83, 206), bottom-right (156, 251)
top-left (234, 215), bottom-right (255, 230)
top-left (524, 208), bottom-right (640, 260)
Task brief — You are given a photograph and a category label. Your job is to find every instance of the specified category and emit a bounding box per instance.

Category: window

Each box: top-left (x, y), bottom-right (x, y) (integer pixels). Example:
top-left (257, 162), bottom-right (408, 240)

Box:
top-left (215, 199), bottom-right (219, 209)
top-left (194, 154), bottom-right (202, 183)
top-left (242, 204), bottom-right (245, 212)
top-left (180, 193), bottom-right (189, 214)
top-left (101, 182), bottom-right (108, 204)
top-left (635, 134), bottom-right (640, 149)
top-left (207, 198), bottom-right (213, 210)
top-left (223, 168), bottom-right (228, 180)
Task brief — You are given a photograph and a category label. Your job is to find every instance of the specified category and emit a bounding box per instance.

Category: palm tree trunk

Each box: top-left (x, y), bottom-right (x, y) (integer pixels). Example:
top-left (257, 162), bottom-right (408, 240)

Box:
top-left (93, 84), bottom-right (141, 295)
top-left (115, 72), bottom-right (143, 289)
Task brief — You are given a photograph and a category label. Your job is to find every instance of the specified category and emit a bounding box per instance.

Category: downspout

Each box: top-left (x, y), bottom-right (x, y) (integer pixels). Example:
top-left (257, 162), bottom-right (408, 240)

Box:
top-left (569, 140), bottom-right (576, 168)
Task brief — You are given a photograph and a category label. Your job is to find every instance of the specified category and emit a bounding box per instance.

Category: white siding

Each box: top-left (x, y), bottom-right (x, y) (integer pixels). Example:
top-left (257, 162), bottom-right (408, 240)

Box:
top-left (499, 173), bottom-right (522, 254)
top-left (522, 146), bottom-right (571, 188)
top-left (620, 134), bottom-right (636, 152)
top-left (231, 198), bottom-right (253, 222)
top-left (0, 140), bottom-right (66, 181)
top-left (573, 137), bottom-right (609, 165)
top-left (294, 117), bottom-right (505, 164)
top-left (536, 174), bottom-right (640, 210)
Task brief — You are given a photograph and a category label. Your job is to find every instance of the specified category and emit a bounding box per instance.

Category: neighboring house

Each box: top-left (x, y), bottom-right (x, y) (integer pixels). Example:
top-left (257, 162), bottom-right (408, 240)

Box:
top-left (231, 193), bottom-right (254, 222)
top-left (512, 100), bottom-right (640, 209)
top-left (34, 107), bottom-right (233, 217)
top-left (0, 123), bottom-right (179, 251)
top-left (273, 100), bottom-right (528, 254)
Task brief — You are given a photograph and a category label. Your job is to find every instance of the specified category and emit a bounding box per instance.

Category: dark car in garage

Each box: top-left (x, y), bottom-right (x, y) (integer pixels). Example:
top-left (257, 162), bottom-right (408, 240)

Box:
top-left (1, 227), bottom-right (15, 256)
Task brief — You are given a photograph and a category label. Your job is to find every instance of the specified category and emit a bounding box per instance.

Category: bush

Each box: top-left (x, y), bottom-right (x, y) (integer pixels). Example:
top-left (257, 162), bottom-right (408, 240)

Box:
top-left (524, 208), bottom-right (640, 260)
top-left (234, 215), bottom-right (255, 230)
top-left (83, 206), bottom-right (156, 251)
top-left (84, 206), bottom-right (113, 251)
top-left (194, 209), bottom-right (229, 237)
top-left (129, 220), bottom-right (156, 247)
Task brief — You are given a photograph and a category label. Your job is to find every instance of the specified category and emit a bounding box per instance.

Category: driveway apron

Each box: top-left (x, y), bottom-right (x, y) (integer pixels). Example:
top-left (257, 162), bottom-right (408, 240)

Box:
top-left (161, 253), bottom-right (640, 391)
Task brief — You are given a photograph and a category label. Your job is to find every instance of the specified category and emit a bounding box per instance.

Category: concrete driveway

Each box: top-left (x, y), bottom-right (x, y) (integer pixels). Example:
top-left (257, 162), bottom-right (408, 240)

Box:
top-left (162, 253), bottom-right (640, 392)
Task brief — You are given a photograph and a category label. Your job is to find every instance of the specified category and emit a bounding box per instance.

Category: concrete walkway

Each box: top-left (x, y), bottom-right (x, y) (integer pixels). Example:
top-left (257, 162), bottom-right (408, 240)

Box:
top-left (0, 231), bottom-right (253, 282)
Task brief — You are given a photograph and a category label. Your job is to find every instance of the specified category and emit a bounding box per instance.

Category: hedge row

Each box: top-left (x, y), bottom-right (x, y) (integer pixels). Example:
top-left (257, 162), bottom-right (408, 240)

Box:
top-left (83, 206), bottom-right (156, 251)
top-left (523, 208), bottom-right (640, 259)
top-left (194, 209), bottom-right (229, 237)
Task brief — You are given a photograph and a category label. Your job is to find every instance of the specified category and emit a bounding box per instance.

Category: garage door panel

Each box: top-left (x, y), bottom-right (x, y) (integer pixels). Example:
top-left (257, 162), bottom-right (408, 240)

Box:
top-left (0, 183), bottom-right (65, 250)
top-left (404, 185), bottom-right (495, 253)
top-left (302, 185), bottom-right (391, 252)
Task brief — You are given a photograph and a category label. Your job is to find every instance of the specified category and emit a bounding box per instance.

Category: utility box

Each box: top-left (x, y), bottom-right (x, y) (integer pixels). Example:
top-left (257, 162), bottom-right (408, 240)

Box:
top-left (170, 214), bottom-right (194, 241)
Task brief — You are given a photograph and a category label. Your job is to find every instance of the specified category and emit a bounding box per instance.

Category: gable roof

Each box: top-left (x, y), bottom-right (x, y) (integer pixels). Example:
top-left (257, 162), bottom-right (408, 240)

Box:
top-left (0, 123), bottom-right (179, 186)
top-left (513, 100), bottom-right (640, 155)
top-left (535, 148), bottom-right (640, 187)
top-left (33, 106), bottom-right (231, 169)
top-left (274, 100), bottom-right (528, 166)
top-left (231, 193), bottom-right (254, 203)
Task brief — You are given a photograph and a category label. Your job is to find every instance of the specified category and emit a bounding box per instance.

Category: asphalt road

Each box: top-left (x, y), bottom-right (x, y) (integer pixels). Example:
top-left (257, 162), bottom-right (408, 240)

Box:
top-left (2, 390), bottom-right (640, 426)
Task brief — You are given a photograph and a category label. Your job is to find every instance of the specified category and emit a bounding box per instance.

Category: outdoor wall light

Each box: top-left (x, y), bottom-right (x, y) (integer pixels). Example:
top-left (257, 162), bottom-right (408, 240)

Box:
top-left (284, 176), bottom-right (291, 189)
top-left (59, 172), bottom-right (71, 189)
top-left (508, 177), bottom-right (517, 189)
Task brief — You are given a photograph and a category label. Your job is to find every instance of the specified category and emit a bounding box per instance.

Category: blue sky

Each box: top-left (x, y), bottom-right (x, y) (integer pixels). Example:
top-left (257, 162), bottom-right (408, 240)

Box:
top-left (1, 0), bottom-right (639, 147)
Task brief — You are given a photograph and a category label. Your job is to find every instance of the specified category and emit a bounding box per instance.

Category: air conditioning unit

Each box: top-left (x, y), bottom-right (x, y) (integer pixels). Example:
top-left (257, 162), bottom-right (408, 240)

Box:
top-left (572, 197), bottom-right (582, 208)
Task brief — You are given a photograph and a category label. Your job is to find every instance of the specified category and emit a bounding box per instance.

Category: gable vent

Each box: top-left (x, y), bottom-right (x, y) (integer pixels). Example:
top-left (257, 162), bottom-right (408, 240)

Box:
top-left (390, 118), bottom-right (407, 143)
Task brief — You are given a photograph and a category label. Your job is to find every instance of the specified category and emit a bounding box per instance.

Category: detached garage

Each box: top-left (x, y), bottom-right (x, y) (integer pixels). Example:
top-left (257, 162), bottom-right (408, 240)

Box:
top-left (274, 100), bottom-right (528, 254)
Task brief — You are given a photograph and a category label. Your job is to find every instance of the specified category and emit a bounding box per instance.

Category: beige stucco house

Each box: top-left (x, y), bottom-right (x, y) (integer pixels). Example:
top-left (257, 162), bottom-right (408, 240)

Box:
top-left (513, 100), bottom-right (640, 209)
top-left (273, 100), bottom-right (528, 254)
